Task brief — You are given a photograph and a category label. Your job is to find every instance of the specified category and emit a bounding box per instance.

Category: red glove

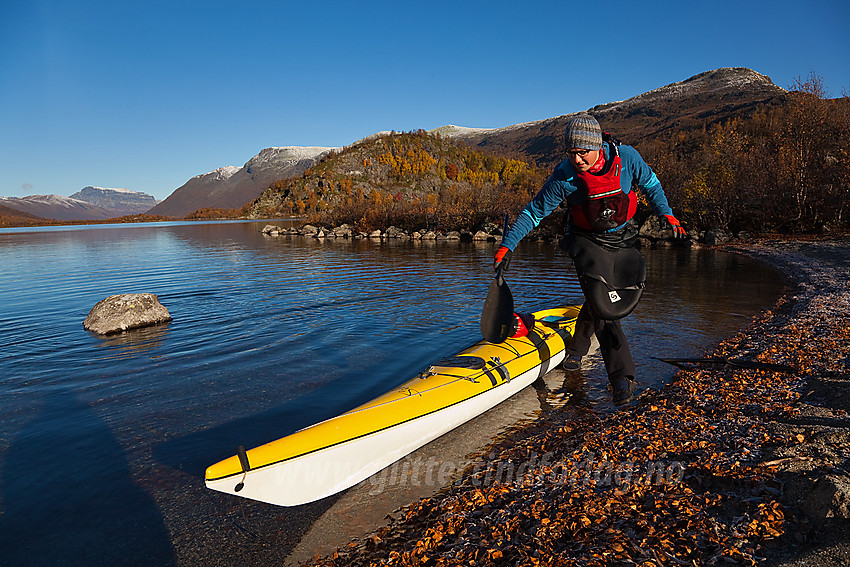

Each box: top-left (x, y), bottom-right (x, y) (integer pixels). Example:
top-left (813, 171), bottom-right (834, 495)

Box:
top-left (663, 215), bottom-right (687, 239)
top-left (494, 246), bottom-right (512, 271)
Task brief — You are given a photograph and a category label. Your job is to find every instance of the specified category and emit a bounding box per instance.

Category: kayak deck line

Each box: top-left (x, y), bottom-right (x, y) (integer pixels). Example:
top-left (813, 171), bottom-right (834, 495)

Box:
top-left (205, 306), bottom-right (580, 504)
top-left (205, 340), bottom-right (569, 483)
top-left (207, 367), bottom-right (549, 483)
top-left (205, 311), bottom-right (577, 482)
top-left (336, 325), bottom-right (572, 412)
top-left (256, 323), bottom-right (574, 439)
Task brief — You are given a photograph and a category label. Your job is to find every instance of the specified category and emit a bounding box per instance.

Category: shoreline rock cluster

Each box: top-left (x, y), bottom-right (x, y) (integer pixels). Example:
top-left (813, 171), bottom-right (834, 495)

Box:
top-left (262, 223), bottom-right (502, 243)
top-left (261, 218), bottom-right (740, 248)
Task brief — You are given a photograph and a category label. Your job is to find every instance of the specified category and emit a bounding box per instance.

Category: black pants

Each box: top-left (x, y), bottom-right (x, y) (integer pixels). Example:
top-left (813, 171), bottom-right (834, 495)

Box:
top-left (566, 304), bottom-right (636, 382)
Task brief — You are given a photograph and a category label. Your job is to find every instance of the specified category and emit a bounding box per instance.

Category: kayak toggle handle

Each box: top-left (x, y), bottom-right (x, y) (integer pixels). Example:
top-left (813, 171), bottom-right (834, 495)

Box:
top-left (418, 367), bottom-right (436, 379)
top-left (234, 445), bottom-right (251, 492)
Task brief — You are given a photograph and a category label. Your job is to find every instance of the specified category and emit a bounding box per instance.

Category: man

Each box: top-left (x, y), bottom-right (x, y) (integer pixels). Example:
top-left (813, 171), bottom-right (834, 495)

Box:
top-left (494, 114), bottom-right (686, 406)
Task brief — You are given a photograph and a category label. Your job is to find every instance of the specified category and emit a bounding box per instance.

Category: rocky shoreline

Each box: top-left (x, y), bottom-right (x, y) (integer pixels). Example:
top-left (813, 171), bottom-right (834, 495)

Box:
top-left (262, 223), bottom-right (492, 242)
top-left (261, 217), bottom-right (739, 248)
top-left (296, 234), bottom-right (850, 566)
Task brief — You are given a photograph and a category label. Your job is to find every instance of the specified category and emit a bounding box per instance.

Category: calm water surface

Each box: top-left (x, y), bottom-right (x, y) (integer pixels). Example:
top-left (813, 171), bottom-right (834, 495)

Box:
top-left (0, 220), bottom-right (784, 565)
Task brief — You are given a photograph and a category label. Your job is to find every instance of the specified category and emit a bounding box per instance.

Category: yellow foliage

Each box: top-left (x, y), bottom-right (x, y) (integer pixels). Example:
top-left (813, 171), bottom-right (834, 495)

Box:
top-left (458, 168), bottom-right (499, 185)
top-left (500, 159), bottom-right (529, 185)
top-left (378, 145), bottom-right (437, 178)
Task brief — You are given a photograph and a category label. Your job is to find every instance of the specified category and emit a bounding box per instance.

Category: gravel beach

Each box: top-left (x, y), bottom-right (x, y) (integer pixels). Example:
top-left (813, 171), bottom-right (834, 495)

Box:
top-left (296, 235), bottom-right (850, 566)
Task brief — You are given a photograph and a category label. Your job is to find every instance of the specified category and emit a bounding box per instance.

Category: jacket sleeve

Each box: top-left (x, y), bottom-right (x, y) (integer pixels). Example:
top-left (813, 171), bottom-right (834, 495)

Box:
top-left (622, 145), bottom-right (674, 217)
top-left (500, 165), bottom-right (573, 250)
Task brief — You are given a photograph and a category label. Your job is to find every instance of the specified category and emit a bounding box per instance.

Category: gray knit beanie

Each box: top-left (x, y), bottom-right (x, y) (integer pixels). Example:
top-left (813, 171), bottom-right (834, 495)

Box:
top-left (564, 114), bottom-right (603, 150)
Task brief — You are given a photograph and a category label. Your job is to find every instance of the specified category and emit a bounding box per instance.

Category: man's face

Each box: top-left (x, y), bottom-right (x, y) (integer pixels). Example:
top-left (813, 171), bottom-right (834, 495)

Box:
top-left (567, 148), bottom-right (601, 172)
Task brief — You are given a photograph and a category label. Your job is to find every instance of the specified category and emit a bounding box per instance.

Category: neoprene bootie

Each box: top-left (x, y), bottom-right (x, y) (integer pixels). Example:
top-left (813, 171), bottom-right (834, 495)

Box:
top-left (562, 355), bottom-right (582, 371)
top-left (610, 376), bottom-right (637, 406)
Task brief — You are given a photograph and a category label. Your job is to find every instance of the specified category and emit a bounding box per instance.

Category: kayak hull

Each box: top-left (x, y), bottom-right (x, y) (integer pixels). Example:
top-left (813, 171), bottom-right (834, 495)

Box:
top-left (205, 305), bottom-right (580, 506)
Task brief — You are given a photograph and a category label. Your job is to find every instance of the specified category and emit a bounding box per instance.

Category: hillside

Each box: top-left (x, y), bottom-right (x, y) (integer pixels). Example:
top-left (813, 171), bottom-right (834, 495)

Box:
top-left (444, 68), bottom-right (787, 167)
top-left (0, 195), bottom-right (115, 221)
top-left (148, 146), bottom-right (338, 217)
top-left (245, 130), bottom-right (548, 232)
top-left (0, 203), bottom-right (50, 227)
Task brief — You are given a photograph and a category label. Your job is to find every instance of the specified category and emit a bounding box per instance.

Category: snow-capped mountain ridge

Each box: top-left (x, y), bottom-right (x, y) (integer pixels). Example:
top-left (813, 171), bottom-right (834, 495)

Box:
top-left (83, 186), bottom-right (136, 194)
top-left (0, 194), bottom-right (92, 208)
top-left (431, 67), bottom-right (785, 141)
top-left (0, 194), bottom-right (114, 220)
top-left (246, 146), bottom-right (338, 172)
top-left (591, 68), bottom-right (782, 114)
top-left (424, 67), bottom-right (787, 168)
top-left (189, 166), bottom-right (240, 183)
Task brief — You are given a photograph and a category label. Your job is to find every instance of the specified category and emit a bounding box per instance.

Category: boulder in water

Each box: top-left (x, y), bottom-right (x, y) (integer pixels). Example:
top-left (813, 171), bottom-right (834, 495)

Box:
top-left (83, 293), bottom-right (172, 335)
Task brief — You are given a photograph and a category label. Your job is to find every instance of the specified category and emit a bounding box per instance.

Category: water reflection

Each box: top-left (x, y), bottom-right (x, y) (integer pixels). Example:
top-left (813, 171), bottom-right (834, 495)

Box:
top-left (92, 322), bottom-right (172, 359)
top-left (0, 390), bottom-right (176, 567)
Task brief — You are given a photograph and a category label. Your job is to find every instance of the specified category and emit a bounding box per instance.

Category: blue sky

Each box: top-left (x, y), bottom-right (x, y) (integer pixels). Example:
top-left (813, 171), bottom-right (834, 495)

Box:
top-left (1, 0), bottom-right (848, 201)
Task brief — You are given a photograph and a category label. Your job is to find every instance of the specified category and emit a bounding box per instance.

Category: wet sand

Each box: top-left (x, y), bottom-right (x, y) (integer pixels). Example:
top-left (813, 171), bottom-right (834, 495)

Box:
top-left (292, 235), bottom-right (850, 566)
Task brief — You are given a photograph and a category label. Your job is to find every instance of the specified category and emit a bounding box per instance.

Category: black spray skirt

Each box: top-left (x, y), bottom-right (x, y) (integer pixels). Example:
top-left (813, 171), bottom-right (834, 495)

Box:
top-left (560, 222), bottom-right (646, 320)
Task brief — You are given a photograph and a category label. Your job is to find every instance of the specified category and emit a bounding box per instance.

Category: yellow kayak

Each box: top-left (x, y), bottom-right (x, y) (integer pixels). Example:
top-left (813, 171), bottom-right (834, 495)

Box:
top-left (205, 305), bottom-right (580, 506)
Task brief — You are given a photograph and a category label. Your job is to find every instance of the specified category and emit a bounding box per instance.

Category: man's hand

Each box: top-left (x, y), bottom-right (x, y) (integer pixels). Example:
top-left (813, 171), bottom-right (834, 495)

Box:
top-left (494, 246), bottom-right (512, 272)
top-left (663, 215), bottom-right (687, 239)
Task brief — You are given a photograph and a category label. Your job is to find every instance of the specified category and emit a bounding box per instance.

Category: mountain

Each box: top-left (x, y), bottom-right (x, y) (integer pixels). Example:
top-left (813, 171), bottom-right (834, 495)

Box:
top-left (436, 68), bottom-right (787, 166)
top-left (69, 186), bottom-right (159, 216)
top-left (0, 195), bottom-right (114, 221)
top-left (148, 146), bottom-right (339, 217)
top-left (0, 202), bottom-right (49, 226)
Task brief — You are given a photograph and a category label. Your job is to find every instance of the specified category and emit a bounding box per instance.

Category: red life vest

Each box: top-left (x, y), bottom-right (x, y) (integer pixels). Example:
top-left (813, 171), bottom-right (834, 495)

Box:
top-left (569, 142), bottom-right (638, 232)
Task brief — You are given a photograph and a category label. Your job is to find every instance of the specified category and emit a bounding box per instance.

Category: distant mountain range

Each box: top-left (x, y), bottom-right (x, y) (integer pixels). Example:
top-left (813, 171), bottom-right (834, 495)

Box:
top-left (0, 187), bottom-right (159, 222)
top-left (3, 68), bottom-right (790, 223)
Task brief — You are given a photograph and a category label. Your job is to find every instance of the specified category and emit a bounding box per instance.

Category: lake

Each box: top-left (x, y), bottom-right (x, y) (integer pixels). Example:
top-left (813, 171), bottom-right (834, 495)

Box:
top-left (0, 220), bottom-right (784, 566)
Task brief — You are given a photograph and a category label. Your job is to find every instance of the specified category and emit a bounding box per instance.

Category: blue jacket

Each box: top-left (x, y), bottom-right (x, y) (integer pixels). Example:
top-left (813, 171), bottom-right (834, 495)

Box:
top-left (500, 141), bottom-right (674, 250)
